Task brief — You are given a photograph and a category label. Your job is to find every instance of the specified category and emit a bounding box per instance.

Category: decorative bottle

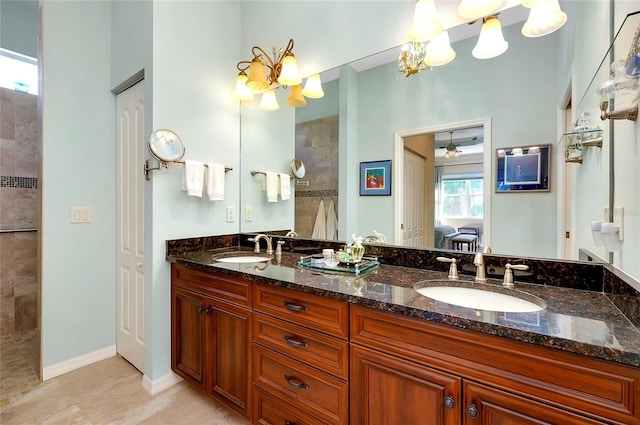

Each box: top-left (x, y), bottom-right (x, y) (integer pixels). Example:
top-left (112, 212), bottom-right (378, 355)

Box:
top-left (351, 235), bottom-right (365, 263)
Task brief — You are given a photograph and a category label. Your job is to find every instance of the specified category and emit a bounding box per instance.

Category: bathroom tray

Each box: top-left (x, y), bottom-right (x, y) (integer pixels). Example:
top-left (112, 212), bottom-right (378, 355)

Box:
top-left (297, 255), bottom-right (379, 276)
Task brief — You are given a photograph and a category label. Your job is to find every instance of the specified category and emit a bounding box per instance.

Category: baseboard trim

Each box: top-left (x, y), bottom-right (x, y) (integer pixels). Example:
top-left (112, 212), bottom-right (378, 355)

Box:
top-left (42, 345), bottom-right (116, 381)
top-left (141, 371), bottom-right (182, 395)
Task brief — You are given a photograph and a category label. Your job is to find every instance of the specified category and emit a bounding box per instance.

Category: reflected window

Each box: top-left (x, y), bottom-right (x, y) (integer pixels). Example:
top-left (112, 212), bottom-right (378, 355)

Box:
top-left (0, 48), bottom-right (38, 95)
top-left (441, 178), bottom-right (483, 218)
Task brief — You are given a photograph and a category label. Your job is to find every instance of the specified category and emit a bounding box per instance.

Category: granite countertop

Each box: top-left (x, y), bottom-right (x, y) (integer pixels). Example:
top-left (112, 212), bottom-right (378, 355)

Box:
top-left (169, 247), bottom-right (640, 368)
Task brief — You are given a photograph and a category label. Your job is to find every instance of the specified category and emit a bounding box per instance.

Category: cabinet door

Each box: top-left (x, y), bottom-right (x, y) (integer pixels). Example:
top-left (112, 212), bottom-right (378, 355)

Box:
top-left (205, 297), bottom-right (252, 418)
top-left (351, 345), bottom-right (461, 425)
top-left (171, 287), bottom-right (206, 388)
top-left (463, 381), bottom-right (606, 425)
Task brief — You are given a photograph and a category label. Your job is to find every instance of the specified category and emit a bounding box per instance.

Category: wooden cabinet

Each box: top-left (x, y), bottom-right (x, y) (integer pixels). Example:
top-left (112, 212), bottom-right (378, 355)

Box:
top-left (252, 283), bottom-right (349, 425)
top-left (351, 344), bottom-right (461, 425)
top-left (171, 264), bottom-right (252, 419)
top-left (351, 304), bottom-right (640, 425)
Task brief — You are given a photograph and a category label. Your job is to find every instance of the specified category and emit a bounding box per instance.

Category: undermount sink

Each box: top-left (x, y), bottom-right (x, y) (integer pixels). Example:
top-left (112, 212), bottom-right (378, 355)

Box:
top-left (413, 280), bottom-right (546, 313)
top-left (212, 252), bottom-right (273, 263)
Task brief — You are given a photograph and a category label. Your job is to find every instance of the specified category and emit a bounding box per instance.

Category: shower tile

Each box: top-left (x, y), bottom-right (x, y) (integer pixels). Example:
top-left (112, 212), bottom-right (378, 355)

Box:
top-left (0, 89), bottom-right (15, 140)
top-left (1, 297), bottom-right (15, 332)
top-left (14, 278), bottom-right (36, 297)
top-left (15, 257), bottom-right (37, 279)
top-left (1, 138), bottom-right (17, 176)
top-left (15, 294), bottom-right (37, 330)
top-left (0, 188), bottom-right (16, 227)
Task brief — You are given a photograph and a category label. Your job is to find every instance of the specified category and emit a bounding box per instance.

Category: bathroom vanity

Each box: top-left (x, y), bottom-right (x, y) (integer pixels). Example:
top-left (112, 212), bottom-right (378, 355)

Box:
top-left (168, 238), bottom-right (640, 425)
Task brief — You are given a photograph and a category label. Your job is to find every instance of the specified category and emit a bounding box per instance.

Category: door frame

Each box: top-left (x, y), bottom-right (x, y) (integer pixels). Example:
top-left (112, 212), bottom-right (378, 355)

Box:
top-left (393, 118), bottom-right (492, 247)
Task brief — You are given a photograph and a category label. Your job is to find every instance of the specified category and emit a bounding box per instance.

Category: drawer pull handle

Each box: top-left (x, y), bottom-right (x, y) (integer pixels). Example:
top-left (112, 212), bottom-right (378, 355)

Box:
top-left (284, 374), bottom-right (309, 390)
top-left (283, 301), bottom-right (309, 312)
top-left (443, 396), bottom-right (455, 409)
top-left (284, 336), bottom-right (309, 348)
top-left (198, 306), bottom-right (213, 314)
top-left (466, 404), bottom-right (479, 418)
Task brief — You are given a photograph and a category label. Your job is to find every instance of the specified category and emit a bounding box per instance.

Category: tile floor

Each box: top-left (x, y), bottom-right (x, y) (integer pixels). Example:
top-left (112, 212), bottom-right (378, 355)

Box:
top-left (1, 328), bottom-right (40, 408)
top-left (0, 333), bottom-right (250, 424)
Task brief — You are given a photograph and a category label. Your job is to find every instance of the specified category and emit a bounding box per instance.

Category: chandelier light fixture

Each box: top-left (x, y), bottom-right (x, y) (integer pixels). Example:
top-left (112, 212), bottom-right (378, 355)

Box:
top-left (408, 0), bottom-right (443, 42)
top-left (521, 0), bottom-right (567, 37)
top-left (458, 0), bottom-right (502, 20)
top-left (472, 15), bottom-right (509, 59)
top-left (233, 38), bottom-right (324, 110)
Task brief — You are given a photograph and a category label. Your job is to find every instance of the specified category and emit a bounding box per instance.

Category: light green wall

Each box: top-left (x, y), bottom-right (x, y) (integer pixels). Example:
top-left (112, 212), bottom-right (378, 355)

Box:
top-left (0, 0), bottom-right (38, 57)
top-left (40, 0), bottom-right (116, 367)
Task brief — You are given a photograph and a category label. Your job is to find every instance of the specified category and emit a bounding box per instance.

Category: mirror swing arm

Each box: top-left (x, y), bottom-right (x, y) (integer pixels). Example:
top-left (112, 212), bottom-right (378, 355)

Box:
top-left (144, 129), bottom-right (233, 180)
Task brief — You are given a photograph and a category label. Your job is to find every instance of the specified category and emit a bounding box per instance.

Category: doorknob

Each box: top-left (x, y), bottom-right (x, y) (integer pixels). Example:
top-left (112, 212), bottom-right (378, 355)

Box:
top-left (137, 262), bottom-right (143, 268)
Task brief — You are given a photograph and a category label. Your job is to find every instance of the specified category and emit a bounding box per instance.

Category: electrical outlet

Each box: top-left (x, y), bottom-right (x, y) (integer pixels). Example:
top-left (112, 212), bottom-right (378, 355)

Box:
top-left (70, 207), bottom-right (91, 224)
top-left (245, 207), bottom-right (253, 222)
top-left (226, 206), bottom-right (235, 223)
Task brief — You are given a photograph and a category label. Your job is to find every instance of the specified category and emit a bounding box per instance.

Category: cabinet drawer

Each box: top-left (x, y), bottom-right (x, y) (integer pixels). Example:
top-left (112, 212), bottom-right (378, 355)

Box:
top-left (172, 264), bottom-right (251, 307)
top-left (253, 344), bottom-right (348, 425)
top-left (254, 283), bottom-right (348, 338)
top-left (253, 387), bottom-right (331, 425)
top-left (253, 312), bottom-right (349, 379)
top-left (351, 304), bottom-right (640, 425)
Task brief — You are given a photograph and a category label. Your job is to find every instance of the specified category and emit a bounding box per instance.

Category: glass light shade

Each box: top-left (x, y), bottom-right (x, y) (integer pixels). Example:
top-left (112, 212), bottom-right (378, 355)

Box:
top-left (246, 58), bottom-right (270, 91)
top-left (408, 0), bottom-right (443, 42)
top-left (472, 16), bottom-right (509, 59)
top-left (286, 85), bottom-right (307, 107)
top-left (233, 73), bottom-right (254, 101)
top-left (458, 0), bottom-right (502, 20)
top-left (521, 0), bottom-right (567, 37)
top-left (277, 53), bottom-right (302, 86)
top-left (424, 31), bottom-right (456, 67)
top-left (259, 89), bottom-right (279, 110)
top-left (301, 74), bottom-right (324, 98)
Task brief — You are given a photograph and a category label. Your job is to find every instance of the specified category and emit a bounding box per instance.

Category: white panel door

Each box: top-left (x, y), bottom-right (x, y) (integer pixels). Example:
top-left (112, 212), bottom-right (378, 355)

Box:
top-left (116, 81), bottom-right (145, 372)
top-left (403, 149), bottom-right (425, 247)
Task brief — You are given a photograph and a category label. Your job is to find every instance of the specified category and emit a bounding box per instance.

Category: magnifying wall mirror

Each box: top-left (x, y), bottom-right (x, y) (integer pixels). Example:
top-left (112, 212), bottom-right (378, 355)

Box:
top-left (148, 129), bottom-right (185, 163)
top-left (291, 158), bottom-right (306, 179)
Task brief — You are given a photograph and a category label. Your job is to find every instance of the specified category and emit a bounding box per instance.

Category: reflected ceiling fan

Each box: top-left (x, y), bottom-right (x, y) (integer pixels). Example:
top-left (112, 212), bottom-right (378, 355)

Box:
top-left (444, 131), bottom-right (462, 158)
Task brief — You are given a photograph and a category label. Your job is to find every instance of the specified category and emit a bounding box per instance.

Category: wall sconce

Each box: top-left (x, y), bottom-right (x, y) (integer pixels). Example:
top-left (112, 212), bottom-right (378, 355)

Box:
top-left (521, 0), bottom-right (567, 37)
top-left (233, 38), bottom-right (324, 110)
top-left (473, 16), bottom-right (509, 59)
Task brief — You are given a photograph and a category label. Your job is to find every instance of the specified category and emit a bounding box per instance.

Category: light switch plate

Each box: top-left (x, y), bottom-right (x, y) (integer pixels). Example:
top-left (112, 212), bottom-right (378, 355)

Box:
top-left (70, 207), bottom-right (91, 224)
top-left (226, 206), bottom-right (235, 223)
top-left (614, 206), bottom-right (624, 241)
top-left (245, 207), bottom-right (253, 222)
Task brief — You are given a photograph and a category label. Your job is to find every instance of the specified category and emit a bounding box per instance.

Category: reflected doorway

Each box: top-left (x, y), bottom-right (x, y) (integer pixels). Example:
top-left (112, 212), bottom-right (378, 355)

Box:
top-left (394, 119), bottom-right (491, 251)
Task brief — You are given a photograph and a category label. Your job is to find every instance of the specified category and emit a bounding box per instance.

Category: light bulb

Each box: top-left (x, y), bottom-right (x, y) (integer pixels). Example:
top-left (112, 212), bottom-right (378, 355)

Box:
top-left (259, 89), bottom-right (279, 111)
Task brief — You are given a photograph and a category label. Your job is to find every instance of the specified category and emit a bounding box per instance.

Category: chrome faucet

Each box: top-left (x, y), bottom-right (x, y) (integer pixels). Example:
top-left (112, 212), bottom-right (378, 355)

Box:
top-left (248, 234), bottom-right (273, 254)
top-left (473, 252), bottom-right (487, 282)
top-left (285, 230), bottom-right (298, 237)
top-left (503, 263), bottom-right (529, 288)
top-left (437, 256), bottom-right (459, 280)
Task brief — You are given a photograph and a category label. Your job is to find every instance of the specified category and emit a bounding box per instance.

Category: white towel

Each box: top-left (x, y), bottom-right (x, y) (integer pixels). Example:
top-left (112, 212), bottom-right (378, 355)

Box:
top-left (311, 200), bottom-right (326, 239)
top-left (181, 160), bottom-right (204, 197)
top-left (265, 172), bottom-right (278, 203)
top-left (279, 173), bottom-right (290, 201)
top-left (326, 199), bottom-right (338, 240)
top-left (206, 163), bottom-right (225, 201)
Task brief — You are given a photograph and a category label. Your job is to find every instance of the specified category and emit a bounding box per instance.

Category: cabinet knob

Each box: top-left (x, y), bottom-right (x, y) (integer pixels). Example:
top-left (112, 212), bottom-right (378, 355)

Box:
top-left (284, 335), bottom-right (309, 348)
top-left (443, 396), bottom-right (455, 409)
top-left (284, 421), bottom-right (294, 425)
top-left (199, 306), bottom-right (213, 314)
top-left (284, 374), bottom-right (309, 390)
top-left (283, 301), bottom-right (309, 312)
top-left (466, 404), bottom-right (480, 418)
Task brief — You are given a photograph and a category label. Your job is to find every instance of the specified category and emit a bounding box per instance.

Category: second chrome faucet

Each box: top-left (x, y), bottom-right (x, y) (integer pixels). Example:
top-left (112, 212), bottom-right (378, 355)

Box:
top-left (248, 234), bottom-right (273, 254)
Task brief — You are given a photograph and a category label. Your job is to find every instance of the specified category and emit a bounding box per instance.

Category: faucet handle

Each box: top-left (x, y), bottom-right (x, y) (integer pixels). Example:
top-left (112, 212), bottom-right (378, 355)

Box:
top-left (503, 263), bottom-right (529, 287)
top-left (276, 240), bottom-right (285, 255)
top-left (437, 256), bottom-right (459, 280)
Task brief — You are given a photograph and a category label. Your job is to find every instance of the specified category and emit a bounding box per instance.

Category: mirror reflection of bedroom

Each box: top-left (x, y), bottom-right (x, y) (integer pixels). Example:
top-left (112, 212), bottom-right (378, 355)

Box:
top-left (403, 126), bottom-right (485, 252)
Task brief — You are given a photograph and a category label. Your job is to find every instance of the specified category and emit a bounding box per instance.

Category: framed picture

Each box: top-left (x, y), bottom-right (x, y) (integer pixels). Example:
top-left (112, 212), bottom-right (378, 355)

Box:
top-left (360, 160), bottom-right (391, 196)
top-left (496, 145), bottom-right (550, 192)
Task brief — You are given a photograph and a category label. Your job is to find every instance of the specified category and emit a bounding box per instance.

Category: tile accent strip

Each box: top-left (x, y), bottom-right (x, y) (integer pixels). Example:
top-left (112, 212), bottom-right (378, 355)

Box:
top-left (295, 189), bottom-right (338, 198)
top-left (0, 176), bottom-right (38, 189)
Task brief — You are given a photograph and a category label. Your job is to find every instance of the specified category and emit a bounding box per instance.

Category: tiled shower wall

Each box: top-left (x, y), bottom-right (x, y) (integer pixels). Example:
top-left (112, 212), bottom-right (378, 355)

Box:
top-left (295, 115), bottom-right (339, 239)
top-left (0, 88), bottom-right (39, 332)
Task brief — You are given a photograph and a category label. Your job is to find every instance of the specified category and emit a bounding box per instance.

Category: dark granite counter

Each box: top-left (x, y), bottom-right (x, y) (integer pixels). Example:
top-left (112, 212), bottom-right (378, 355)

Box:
top-left (168, 246), bottom-right (640, 368)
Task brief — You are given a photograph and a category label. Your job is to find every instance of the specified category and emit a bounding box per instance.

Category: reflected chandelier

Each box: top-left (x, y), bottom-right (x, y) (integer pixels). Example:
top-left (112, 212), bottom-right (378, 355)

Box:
top-left (233, 38), bottom-right (324, 110)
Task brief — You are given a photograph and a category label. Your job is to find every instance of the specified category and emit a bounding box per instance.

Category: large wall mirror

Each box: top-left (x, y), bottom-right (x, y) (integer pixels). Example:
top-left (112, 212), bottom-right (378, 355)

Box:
top-left (239, 2), bottom-right (639, 280)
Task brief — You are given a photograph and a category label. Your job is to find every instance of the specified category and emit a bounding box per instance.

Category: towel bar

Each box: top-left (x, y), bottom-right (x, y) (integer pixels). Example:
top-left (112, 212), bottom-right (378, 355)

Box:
top-left (145, 160), bottom-right (233, 180)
